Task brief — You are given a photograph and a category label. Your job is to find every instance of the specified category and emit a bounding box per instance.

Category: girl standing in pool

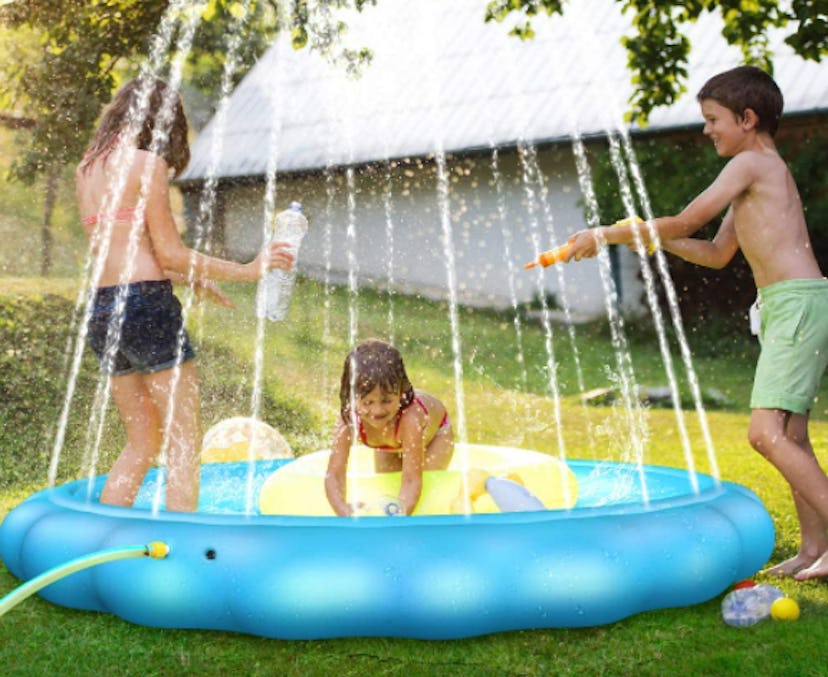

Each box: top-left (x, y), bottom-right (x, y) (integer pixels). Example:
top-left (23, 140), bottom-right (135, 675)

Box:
top-left (77, 77), bottom-right (294, 512)
top-left (325, 339), bottom-right (454, 515)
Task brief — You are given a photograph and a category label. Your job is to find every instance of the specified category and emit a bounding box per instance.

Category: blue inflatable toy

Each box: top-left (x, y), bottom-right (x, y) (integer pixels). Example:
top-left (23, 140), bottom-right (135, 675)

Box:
top-left (0, 449), bottom-right (774, 639)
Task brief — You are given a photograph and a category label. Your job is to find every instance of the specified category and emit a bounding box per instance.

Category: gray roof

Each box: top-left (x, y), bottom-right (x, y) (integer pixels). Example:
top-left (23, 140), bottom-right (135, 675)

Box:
top-left (181, 0), bottom-right (828, 182)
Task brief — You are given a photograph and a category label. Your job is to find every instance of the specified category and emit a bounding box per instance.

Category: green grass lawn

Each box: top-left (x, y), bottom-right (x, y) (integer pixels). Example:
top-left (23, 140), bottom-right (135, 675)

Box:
top-left (2, 278), bottom-right (828, 676)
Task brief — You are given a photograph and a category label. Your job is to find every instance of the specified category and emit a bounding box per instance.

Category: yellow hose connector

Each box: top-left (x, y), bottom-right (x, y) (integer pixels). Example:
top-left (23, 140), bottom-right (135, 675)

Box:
top-left (146, 541), bottom-right (170, 559)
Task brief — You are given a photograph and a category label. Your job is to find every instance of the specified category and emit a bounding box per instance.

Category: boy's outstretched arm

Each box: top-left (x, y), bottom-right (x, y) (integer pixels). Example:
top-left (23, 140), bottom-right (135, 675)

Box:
top-left (564, 154), bottom-right (754, 261)
top-left (661, 207), bottom-right (739, 269)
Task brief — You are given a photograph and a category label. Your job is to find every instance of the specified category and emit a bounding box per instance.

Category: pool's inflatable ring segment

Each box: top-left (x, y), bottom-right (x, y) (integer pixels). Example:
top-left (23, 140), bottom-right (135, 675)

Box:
top-left (259, 444), bottom-right (578, 515)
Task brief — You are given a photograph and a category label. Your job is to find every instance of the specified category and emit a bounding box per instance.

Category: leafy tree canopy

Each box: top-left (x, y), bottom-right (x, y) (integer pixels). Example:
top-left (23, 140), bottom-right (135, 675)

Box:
top-left (484, 0), bottom-right (827, 123)
top-left (0, 0), bottom-right (374, 183)
top-left (2, 0), bottom-right (825, 184)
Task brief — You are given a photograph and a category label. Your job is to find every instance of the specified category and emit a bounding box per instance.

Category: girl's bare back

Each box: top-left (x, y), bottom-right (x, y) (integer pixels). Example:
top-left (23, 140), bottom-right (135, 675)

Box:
top-left (76, 150), bottom-right (169, 287)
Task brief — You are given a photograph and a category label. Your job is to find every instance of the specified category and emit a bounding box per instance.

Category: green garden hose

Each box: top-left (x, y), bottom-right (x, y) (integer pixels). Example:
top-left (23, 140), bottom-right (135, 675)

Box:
top-left (0, 541), bottom-right (168, 617)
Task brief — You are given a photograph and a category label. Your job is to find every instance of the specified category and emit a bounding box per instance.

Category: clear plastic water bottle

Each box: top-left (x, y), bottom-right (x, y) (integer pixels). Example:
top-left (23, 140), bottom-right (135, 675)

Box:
top-left (258, 201), bottom-right (308, 321)
top-left (720, 583), bottom-right (784, 627)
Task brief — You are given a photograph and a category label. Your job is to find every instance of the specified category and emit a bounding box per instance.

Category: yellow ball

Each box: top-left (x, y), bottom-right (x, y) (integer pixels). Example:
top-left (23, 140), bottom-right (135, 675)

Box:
top-left (770, 596), bottom-right (800, 621)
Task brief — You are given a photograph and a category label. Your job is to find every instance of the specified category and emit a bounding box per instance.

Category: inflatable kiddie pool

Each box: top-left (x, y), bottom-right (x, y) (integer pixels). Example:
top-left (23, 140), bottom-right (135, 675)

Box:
top-left (0, 444), bottom-right (774, 639)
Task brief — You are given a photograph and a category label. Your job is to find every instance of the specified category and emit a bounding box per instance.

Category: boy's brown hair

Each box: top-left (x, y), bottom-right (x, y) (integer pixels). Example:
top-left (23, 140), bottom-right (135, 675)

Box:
top-left (696, 65), bottom-right (784, 136)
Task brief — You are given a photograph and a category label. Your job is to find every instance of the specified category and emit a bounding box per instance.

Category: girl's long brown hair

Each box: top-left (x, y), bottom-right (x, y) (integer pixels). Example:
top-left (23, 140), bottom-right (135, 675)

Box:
top-left (80, 77), bottom-right (190, 177)
top-left (339, 340), bottom-right (415, 422)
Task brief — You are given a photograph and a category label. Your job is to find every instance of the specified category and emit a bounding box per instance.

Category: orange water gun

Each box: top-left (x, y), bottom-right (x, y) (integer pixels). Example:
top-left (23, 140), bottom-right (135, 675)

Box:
top-left (523, 216), bottom-right (652, 270)
top-left (523, 243), bottom-right (572, 269)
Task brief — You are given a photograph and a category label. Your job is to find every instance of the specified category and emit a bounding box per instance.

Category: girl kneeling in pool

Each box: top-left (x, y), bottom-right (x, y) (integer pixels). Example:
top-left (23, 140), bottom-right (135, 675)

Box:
top-left (325, 340), bottom-right (454, 516)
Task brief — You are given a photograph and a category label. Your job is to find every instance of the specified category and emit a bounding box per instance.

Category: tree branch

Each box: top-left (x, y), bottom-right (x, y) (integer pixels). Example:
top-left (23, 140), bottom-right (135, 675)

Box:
top-left (0, 112), bottom-right (36, 129)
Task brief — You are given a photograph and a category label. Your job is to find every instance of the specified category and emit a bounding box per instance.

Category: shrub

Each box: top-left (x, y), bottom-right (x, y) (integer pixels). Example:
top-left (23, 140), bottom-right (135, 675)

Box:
top-left (0, 292), bottom-right (318, 489)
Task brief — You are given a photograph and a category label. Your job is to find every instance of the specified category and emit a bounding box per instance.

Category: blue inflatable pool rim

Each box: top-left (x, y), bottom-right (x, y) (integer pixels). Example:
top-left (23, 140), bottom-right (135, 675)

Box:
top-left (0, 459), bottom-right (774, 639)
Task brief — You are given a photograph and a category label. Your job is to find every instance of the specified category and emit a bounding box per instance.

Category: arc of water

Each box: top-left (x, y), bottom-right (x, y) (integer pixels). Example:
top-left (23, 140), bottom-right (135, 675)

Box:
top-left (603, 132), bottom-right (699, 493)
top-left (489, 147), bottom-right (528, 392)
top-left (48, 0), bottom-right (195, 490)
top-left (189, 0), bottom-right (255, 328)
top-left (434, 153), bottom-right (468, 449)
top-left (342, 165), bottom-right (364, 513)
top-left (495, 27), bottom-right (593, 472)
top-left (619, 132), bottom-right (720, 482)
top-left (111, 4), bottom-right (209, 514)
top-left (522, 144), bottom-right (590, 399)
top-left (488, 35), bottom-right (541, 410)
top-left (419, 4), bottom-right (470, 509)
top-left (567, 0), bottom-right (718, 488)
top-left (520, 141), bottom-right (602, 461)
top-left (184, 1), bottom-right (282, 512)
top-left (300, 2), bottom-right (351, 408)
top-left (171, 0), bottom-right (262, 513)
top-left (261, 0), bottom-right (374, 513)
top-left (343, 0), bottom-right (403, 347)
top-left (518, 144), bottom-right (572, 506)
top-left (571, 135), bottom-right (650, 504)
top-left (245, 6), bottom-right (301, 514)
top-left (345, 167), bottom-right (360, 349)
top-left (566, 0), bottom-right (714, 498)
top-left (317, 5), bottom-right (365, 508)
top-left (346, 347), bottom-right (360, 514)
top-left (320, 164), bottom-right (337, 401)
top-left (382, 159), bottom-right (396, 344)
top-left (340, 165), bottom-right (366, 511)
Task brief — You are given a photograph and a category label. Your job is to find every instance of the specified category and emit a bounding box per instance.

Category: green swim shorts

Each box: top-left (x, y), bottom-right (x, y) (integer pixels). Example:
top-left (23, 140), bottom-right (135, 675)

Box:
top-left (751, 278), bottom-right (828, 414)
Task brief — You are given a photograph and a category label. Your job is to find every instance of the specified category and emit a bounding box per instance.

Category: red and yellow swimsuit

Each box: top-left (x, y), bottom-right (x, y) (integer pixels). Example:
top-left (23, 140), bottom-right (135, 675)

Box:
top-left (358, 396), bottom-right (450, 452)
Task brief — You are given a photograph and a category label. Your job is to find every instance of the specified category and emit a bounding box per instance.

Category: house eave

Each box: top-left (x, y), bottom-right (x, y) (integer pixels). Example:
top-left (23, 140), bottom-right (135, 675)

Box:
top-left (177, 105), bottom-right (827, 190)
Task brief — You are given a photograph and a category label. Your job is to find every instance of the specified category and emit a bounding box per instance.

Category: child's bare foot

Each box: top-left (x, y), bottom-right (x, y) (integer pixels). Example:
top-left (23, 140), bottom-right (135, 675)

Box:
top-left (794, 551), bottom-right (828, 581)
top-left (764, 553), bottom-right (817, 577)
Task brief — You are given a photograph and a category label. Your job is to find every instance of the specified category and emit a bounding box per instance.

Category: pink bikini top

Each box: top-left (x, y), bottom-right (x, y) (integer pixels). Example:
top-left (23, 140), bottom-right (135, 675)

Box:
top-left (82, 207), bottom-right (139, 227)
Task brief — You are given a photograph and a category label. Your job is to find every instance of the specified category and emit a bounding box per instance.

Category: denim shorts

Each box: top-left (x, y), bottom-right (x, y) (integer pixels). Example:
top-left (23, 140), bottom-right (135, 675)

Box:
top-left (87, 279), bottom-right (196, 376)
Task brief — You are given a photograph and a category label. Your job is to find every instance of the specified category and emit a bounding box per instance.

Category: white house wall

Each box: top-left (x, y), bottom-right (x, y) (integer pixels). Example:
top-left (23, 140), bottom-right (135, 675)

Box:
top-left (180, 0), bottom-right (825, 318)
top-left (207, 145), bottom-right (644, 317)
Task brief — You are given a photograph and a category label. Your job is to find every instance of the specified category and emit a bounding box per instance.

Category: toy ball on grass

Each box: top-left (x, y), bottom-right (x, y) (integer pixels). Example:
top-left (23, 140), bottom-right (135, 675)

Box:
top-left (721, 584), bottom-right (784, 627)
top-left (770, 597), bottom-right (800, 621)
top-left (202, 416), bottom-right (293, 462)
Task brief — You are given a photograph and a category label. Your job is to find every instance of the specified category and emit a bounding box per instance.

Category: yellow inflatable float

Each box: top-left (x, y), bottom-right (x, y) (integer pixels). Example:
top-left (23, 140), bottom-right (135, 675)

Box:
top-left (259, 443), bottom-right (578, 516)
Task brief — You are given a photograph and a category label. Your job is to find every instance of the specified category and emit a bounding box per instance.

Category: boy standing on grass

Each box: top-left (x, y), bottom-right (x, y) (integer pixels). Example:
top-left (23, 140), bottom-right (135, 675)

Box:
top-left (566, 65), bottom-right (828, 580)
